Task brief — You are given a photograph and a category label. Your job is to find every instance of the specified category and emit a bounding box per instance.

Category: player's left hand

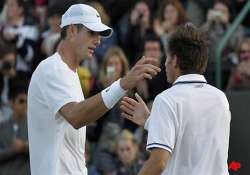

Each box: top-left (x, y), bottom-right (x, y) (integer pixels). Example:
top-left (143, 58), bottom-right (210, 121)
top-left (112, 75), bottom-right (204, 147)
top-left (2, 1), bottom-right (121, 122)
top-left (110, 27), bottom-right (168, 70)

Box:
top-left (120, 93), bottom-right (150, 126)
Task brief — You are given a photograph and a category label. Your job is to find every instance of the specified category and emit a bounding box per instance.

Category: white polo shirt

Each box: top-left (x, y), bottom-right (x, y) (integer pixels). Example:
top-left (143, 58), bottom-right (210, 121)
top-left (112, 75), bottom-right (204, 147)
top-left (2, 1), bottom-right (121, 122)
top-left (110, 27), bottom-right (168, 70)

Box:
top-left (28, 52), bottom-right (87, 175)
top-left (146, 74), bottom-right (231, 175)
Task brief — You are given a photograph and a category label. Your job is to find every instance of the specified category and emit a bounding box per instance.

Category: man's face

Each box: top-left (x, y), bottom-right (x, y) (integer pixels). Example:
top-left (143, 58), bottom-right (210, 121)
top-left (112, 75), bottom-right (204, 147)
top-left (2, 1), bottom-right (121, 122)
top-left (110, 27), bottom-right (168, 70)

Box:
top-left (6, 0), bottom-right (23, 20)
top-left (144, 41), bottom-right (162, 67)
top-left (73, 26), bottom-right (101, 61)
top-left (1, 52), bottom-right (16, 77)
top-left (117, 140), bottom-right (137, 165)
top-left (165, 53), bottom-right (177, 84)
top-left (11, 93), bottom-right (27, 118)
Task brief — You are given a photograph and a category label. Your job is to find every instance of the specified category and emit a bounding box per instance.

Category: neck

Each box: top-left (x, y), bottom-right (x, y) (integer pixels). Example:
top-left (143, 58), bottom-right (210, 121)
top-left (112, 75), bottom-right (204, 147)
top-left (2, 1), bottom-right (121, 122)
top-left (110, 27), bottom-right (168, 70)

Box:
top-left (12, 112), bottom-right (25, 121)
top-left (57, 40), bottom-right (78, 71)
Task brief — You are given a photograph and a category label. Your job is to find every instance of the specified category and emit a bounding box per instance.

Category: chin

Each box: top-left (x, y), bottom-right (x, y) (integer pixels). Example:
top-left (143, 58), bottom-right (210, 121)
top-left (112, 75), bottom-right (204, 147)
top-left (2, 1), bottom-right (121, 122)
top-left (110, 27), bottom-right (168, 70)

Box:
top-left (87, 53), bottom-right (94, 59)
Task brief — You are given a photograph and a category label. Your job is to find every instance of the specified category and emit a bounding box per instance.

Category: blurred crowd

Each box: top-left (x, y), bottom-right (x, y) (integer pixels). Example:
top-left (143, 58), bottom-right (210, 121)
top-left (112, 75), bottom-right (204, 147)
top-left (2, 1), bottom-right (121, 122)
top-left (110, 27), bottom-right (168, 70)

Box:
top-left (0, 0), bottom-right (250, 175)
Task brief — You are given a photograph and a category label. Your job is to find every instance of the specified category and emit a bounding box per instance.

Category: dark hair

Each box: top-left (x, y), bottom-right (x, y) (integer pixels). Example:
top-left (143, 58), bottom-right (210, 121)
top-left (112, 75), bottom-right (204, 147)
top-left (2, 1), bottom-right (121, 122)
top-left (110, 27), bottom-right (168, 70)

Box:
top-left (0, 40), bottom-right (16, 59)
top-left (168, 23), bottom-right (209, 74)
top-left (60, 24), bottom-right (83, 40)
top-left (142, 33), bottom-right (165, 54)
top-left (48, 4), bottom-right (65, 18)
top-left (16, 0), bottom-right (25, 8)
top-left (8, 76), bottom-right (28, 100)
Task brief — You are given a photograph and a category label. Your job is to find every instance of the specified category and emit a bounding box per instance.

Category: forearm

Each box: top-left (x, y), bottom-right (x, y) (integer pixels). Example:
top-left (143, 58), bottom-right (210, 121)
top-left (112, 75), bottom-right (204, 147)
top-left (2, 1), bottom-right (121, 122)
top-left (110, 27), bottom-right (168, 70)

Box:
top-left (67, 93), bottom-right (109, 128)
top-left (138, 159), bottom-right (164, 175)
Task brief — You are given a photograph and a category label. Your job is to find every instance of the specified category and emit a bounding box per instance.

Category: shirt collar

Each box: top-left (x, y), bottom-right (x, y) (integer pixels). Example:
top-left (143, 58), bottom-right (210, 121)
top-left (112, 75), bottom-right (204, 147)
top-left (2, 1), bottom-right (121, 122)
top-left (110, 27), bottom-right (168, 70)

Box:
top-left (173, 74), bottom-right (207, 85)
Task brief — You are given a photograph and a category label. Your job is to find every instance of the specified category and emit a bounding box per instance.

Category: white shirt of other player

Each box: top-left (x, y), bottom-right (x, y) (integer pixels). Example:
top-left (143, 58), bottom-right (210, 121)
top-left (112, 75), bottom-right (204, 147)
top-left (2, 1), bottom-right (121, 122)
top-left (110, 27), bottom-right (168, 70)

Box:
top-left (146, 74), bottom-right (231, 175)
top-left (28, 52), bottom-right (87, 175)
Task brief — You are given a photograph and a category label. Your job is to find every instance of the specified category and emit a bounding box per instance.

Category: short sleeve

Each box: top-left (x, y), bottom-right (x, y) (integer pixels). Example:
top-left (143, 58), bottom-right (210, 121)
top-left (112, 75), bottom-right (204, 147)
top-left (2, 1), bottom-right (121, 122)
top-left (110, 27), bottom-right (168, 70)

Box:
top-left (42, 67), bottom-right (79, 116)
top-left (146, 94), bottom-right (177, 154)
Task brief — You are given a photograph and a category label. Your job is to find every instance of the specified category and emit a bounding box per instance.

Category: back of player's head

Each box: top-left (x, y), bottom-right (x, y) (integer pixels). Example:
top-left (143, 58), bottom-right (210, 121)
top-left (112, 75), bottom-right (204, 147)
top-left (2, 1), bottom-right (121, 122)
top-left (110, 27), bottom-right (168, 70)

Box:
top-left (168, 23), bottom-right (209, 74)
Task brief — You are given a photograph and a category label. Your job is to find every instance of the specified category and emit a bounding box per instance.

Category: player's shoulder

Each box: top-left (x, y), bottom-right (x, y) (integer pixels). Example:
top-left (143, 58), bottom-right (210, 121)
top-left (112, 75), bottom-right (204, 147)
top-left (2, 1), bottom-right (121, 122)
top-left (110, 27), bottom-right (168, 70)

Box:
top-left (34, 52), bottom-right (65, 75)
top-left (153, 89), bottom-right (175, 106)
top-left (206, 84), bottom-right (229, 108)
top-left (207, 84), bottom-right (227, 99)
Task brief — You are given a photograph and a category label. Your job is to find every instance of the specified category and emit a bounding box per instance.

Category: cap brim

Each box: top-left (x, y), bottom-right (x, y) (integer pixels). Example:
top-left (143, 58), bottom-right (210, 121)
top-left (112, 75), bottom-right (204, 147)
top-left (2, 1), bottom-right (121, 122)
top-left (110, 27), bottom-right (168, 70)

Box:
top-left (84, 22), bottom-right (113, 38)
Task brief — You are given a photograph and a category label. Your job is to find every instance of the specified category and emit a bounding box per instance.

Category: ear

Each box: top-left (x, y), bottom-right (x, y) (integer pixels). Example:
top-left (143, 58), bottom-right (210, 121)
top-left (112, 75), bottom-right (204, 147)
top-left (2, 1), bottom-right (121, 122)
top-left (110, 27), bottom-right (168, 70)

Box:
top-left (67, 25), bottom-right (77, 39)
top-left (172, 55), bottom-right (178, 68)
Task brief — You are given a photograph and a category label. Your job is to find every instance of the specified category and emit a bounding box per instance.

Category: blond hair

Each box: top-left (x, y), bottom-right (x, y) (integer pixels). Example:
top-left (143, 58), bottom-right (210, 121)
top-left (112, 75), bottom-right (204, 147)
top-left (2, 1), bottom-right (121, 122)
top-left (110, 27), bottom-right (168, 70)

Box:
top-left (99, 47), bottom-right (129, 86)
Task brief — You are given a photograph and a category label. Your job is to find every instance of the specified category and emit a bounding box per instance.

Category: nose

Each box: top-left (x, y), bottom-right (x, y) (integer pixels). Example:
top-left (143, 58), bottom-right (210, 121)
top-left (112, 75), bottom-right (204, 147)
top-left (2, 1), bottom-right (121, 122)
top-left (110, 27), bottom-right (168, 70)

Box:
top-left (94, 35), bottom-right (101, 46)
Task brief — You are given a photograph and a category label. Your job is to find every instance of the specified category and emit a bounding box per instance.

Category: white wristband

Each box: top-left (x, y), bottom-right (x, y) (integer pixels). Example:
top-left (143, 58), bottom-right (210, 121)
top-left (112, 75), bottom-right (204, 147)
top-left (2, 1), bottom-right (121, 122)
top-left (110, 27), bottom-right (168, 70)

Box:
top-left (101, 79), bottom-right (127, 109)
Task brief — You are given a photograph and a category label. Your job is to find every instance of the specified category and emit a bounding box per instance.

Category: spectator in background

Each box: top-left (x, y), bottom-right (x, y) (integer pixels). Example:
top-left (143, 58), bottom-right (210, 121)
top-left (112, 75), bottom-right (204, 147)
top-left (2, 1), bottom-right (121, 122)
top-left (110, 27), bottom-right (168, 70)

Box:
top-left (40, 4), bottom-right (63, 57)
top-left (0, 41), bottom-right (16, 122)
top-left (136, 34), bottom-right (171, 104)
top-left (89, 123), bottom-right (120, 175)
top-left (115, 129), bottom-right (144, 175)
top-left (0, 0), bottom-right (38, 75)
top-left (186, 0), bottom-right (213, 27)
top-left (32, 4), bottom-right (63, 71)
top-left (89, 1), bottom-right (118, 64)
top-left (202, 0), bottom-right (244, 88)
top-left (125, 1), bottom-right (152, 64)
top-left (154, 0), bottom-right (188, 52)
top-left (87, 47), bottom-right (131, 143)
top-left (0, 78), bottom-right (30, 175)
top-left (227, 38), bottom-right (250, 90)
top-left (33, 0), bottom-right (48, 30)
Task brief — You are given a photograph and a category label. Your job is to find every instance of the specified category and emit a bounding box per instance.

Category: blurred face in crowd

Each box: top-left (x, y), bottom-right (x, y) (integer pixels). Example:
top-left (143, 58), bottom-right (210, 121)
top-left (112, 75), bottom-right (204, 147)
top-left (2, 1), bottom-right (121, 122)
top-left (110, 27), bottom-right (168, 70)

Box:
top-left (48, 15), bottom-right (61, 33)
top-left (106, 55), bottom-right (123, 79)
top-left (10, 93), bottom-right (27, 119)
top-left (69, 25), bottom-right (101, 61)
top-left (117, 139), bottom-right (137, 166)
top-left (239, 41), bottom-right (250, 62)
top-left (164, 4), bottom-right (179, 29)
top-left (6, 0), bottom-right (24, 20)
top-left (134, 2), bottom-right (150, 22)
top-left (213, 2), bottom-right (230, 24)
top-left (1, 52), bottom-right (16, 77)
top-left (144, 41), bottom-right (162, 67)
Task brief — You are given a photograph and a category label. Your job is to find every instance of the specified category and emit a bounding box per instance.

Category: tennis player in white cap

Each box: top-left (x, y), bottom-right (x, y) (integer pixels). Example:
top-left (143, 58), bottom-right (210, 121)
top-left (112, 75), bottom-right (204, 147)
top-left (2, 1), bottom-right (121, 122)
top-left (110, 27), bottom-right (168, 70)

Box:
top-left (27, 4), bottom-right (160, 175)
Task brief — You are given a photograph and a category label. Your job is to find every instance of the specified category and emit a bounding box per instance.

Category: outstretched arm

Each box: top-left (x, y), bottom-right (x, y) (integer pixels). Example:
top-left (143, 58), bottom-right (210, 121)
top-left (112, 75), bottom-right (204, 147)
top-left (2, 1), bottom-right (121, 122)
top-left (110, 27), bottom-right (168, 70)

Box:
top-left (59, 57), bottom-right (160, 129)
top-left (138, 148), bottom-right (170, 175)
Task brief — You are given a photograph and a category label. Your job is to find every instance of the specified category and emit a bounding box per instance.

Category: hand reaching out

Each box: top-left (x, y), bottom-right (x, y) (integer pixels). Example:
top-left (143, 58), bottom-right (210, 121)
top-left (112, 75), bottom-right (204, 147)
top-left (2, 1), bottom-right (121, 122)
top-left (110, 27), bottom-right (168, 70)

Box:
top-left (120, 56), bottom-right (161, 90)
top-left (120, 93), bottom-right (150, 126)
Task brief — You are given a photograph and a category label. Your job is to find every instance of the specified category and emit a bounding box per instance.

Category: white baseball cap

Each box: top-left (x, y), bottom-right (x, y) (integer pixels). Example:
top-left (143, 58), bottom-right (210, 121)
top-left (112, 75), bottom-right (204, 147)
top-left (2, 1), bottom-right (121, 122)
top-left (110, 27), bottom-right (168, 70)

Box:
top-left (60, 4), bottom-right (113, 37)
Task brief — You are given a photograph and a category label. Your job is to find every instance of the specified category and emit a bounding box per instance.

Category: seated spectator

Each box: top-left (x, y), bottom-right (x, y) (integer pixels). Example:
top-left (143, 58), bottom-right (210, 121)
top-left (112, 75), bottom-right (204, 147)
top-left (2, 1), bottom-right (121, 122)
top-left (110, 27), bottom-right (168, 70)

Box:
top-left (90, 122), bottom-right (120, 175)
top-left (0, 0), bottom-right (38, 75)
top-left (0, 41), bottom-right (16, 122)
top-left (227, 38), bottom-right (250, 90)
top-left (87, 47), bottom-right (132, 143)
top-left (153, 0), bottom-right (188, 51)
top-left (115, 129), bottom-right (144, 175)
top-left (202, 0), bottom-right (244, 88)
top-left (0, 78), bottom-right (30, 175)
